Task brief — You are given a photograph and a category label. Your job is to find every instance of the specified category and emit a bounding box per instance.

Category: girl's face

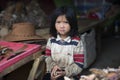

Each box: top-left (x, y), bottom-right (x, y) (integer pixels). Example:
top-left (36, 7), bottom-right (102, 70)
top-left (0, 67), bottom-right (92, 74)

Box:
top-left (55, 15), bottom-right (71, 39)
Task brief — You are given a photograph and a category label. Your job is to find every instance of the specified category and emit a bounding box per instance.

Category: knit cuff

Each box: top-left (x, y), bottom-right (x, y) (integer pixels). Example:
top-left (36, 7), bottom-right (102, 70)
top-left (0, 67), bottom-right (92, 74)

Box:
top-left (65, 63), bottom-right (83, 77)
top-left (45, 57), bottom-right (56, 72)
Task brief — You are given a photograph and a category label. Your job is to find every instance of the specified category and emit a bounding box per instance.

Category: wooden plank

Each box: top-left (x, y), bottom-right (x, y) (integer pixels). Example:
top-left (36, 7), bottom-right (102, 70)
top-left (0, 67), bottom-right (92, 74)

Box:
top-left (0, 51), bottom-right (41, 78)
top-left (27, 57), bottom-right (41, 80)
top-left (27, 55), bottom-right (45, 80)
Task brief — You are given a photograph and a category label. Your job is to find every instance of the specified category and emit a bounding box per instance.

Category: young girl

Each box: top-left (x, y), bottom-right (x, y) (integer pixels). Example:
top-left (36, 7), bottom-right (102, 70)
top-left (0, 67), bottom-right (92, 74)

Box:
top-left (43, 6), bottom-right (84, 80)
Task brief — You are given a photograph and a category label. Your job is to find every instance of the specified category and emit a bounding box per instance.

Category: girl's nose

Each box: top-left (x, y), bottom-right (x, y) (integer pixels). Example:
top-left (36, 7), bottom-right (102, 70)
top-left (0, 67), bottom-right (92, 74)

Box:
top-left (60, 23), bottom-right (64, 28)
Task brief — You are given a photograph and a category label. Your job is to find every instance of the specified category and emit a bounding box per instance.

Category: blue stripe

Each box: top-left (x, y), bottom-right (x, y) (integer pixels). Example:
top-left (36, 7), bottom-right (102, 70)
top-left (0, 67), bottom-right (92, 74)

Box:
top-left (75, 62), bottom-right (83, 68)
top-left (50, 39), bottom-right (78, 46)
top-left (50, 39), bottom-right (56, 43)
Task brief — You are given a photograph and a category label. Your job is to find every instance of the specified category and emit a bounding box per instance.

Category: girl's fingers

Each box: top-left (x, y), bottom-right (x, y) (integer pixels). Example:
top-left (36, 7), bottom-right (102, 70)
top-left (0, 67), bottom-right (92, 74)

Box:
top-left (51, 65), bottom-right (65, 79)
top-left (52, 65), bottom-right (61, 76)
top-left (54, 74), bottom-right (62, 79)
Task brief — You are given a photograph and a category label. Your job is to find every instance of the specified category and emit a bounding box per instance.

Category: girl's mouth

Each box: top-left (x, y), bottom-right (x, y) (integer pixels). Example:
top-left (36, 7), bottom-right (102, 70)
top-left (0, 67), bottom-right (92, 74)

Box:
top-left (59, 30), bottom-right (65, 32)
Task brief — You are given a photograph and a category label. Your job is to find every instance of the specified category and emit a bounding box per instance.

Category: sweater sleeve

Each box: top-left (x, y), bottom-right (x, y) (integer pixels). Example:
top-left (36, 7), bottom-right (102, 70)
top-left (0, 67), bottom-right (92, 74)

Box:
top-left (45, 38), bottom-right (57, 72)
top-left (65, 63), bottom-right (82, 77)
top-left (45, 38), bottom-right (52, 56)
top-left (65, 40), bottom-right (84, 77)
top-left (73, 40), bottom-right (84, 67)
top-left (45, 56), bottom-right (57, 72)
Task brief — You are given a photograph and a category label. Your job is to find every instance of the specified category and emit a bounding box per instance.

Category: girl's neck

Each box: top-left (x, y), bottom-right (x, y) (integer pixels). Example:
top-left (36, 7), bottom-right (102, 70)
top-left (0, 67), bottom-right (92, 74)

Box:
top-left (59, 35), bottom-right (68, 40)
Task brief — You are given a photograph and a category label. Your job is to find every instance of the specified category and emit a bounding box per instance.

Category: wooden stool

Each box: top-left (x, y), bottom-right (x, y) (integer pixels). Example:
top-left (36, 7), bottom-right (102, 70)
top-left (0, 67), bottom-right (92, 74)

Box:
top-left (27, 55), bottom-right (46, 80)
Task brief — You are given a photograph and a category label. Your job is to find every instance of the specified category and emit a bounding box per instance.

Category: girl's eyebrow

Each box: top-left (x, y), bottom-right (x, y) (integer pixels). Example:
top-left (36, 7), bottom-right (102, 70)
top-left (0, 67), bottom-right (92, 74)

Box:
top-left (56, 21), bottom-right (60, 22)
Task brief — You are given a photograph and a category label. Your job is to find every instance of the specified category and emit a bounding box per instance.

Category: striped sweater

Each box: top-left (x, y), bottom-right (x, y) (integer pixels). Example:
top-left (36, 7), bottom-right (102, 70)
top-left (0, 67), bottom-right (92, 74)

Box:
top-left (45, 35), bottom-right (84, 77)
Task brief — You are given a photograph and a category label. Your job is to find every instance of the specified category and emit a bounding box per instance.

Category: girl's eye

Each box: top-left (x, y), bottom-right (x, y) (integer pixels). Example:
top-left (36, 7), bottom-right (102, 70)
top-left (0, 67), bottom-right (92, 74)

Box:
top-left (64, 21), bottom-right (68, 23)
top-left (56, 21), bottom-right (60, 23)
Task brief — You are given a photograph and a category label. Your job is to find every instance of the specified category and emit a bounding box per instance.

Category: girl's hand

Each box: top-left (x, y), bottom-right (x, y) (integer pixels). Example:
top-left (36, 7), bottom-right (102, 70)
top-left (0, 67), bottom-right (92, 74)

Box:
top-left (51, 65), bottom-right (66, 80)
top-left (51, 65), bottom-right (61, 76)
top-left (51, 70), bottom-right (66, 80)
top-left (55, 70), bottom-right (66, 76)
top-left (51, 65), bottom-right (61, 80)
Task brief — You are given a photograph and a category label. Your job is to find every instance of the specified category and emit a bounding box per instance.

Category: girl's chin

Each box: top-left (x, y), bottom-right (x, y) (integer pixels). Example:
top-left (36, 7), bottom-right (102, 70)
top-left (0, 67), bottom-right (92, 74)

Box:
top-left (58, 32), bottom-right (68, 36)
top-left (59, 33), bottom-right (66, 36)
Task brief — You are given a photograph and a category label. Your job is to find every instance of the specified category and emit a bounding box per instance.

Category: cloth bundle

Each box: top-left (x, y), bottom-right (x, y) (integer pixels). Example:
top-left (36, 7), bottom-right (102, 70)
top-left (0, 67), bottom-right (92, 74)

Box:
top-left (80, 67), bottom-right (120, 80)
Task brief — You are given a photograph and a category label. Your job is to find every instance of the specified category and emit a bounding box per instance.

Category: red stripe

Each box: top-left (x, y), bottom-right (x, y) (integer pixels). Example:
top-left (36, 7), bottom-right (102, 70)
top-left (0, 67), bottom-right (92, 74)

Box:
top-left (74, 58), bottom-right (84, 63)
top-left (72, 36), bottom-right (80, 40)
top-left (46, 49), bottom-right (51, 52)
top-left (74, 54), bottom-right (84, 63)
top-left (74, 54), bottom-right (84, 57)
top-left (45, 49), bottom-right (51, 56)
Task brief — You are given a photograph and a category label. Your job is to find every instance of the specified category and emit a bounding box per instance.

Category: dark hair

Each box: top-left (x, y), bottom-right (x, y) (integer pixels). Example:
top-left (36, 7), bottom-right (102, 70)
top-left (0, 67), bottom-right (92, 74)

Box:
top-left (49, 6), bottom-right (78, 38)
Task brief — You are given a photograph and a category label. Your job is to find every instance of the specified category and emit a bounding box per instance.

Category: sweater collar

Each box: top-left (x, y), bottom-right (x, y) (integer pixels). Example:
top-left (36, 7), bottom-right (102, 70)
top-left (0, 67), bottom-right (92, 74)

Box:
top-left (56, 34), bottom-right (71, 43)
